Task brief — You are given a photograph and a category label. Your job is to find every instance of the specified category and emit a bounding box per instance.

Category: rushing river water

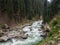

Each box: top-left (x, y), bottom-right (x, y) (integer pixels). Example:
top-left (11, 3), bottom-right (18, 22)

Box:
top-left (0, 20), bottom-right (44, 45)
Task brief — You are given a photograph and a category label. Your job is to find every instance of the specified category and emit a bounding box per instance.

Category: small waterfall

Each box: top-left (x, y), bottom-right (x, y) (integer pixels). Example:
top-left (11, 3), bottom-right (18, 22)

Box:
top-left (0, 20), bottom-right (44, 45)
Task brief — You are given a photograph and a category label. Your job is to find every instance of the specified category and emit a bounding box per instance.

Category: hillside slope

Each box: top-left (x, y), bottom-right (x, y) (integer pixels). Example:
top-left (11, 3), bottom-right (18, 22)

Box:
top-left (36, 13), bottom-right (60, 45)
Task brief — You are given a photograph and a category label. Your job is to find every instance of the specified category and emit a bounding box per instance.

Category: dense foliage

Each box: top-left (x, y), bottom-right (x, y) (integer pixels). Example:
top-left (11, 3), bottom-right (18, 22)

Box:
top-left (0, 0), bottom-right (60, 23)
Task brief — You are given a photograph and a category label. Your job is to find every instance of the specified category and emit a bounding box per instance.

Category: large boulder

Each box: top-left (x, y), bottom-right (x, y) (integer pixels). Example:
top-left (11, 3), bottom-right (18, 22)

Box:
top-left (41, 23), bottom-right (50, 32)
top-left (0, 36), bottom-right (9, 41)
top-left (41, 32), bottom-right (47, 38)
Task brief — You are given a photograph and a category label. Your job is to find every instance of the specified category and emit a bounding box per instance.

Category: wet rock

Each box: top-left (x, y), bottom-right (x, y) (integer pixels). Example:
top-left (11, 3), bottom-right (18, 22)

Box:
top-left (0, 33), bottom-right (4, 37)
top-left (0, 24), bottom-right (10, 33)
top-left (21, 35), bottom-right (28, 39)
top-left (43, 29), bottom-right (50, 32)
top-left (1, 24), bottom-right (10, 29)
top-left (0, 30), bottom-right (25, 41)
top-left (0, 30), bottom-right (4, 37)
top-left (41, 32), bottom-right (47, 38)
top-left (41, 23), bottom-right (50, 32)
top-left (0, 36), bottom-right (9, 41)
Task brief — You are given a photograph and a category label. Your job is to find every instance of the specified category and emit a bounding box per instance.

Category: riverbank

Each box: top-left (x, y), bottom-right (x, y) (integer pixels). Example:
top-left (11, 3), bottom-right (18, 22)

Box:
top-left (0, 19), bottom-right (50, 45)
top-left (36, 13), bottom-right (60, 45)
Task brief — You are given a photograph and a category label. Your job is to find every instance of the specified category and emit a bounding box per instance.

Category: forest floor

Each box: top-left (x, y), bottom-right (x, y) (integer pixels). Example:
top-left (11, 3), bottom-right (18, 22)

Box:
top-left (36, 13), bottom-right (60, 45)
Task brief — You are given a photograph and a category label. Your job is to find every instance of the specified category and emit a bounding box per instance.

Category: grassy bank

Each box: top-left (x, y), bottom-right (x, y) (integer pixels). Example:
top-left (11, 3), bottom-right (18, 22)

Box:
top-left (36, 13), bottom-right (60, 45)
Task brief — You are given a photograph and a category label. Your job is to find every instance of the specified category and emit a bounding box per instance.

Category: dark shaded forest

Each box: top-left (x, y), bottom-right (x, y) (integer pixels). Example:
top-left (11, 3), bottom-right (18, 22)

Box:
top-left (0, 0), bottom-right (60, 26)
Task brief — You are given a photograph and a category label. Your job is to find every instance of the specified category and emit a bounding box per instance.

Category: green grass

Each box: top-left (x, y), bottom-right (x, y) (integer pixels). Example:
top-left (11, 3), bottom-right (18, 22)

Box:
top-left (35, 13), bottom-right (60, 45)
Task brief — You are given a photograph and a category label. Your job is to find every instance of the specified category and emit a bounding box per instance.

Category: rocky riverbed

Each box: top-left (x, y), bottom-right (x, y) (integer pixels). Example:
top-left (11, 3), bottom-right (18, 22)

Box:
top-left (0, 20), bottom-right (50, 45)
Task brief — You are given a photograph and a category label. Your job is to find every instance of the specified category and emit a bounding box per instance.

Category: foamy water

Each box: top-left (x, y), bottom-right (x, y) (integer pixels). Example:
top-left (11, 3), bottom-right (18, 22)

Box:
top-left (0, 20), bottom-right (44, 45)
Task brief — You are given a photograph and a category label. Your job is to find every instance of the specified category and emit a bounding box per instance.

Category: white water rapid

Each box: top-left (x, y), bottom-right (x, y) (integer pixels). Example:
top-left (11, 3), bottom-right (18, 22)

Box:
top-left (0, 20), bottom-right (44, 45)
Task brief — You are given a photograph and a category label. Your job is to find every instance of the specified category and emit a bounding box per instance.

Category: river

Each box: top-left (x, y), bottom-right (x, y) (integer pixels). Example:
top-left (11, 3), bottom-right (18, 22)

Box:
top-left (0, 20), bottom-right (44, 45)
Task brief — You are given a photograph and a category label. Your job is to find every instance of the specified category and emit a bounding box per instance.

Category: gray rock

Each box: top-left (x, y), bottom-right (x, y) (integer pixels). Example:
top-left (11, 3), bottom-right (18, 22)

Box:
top-left (0, 29), bottom-right (27, 41)
top-left (41, 32), bottom-right (47, 38)
top-left (21, 35), bottom-right (28, 39)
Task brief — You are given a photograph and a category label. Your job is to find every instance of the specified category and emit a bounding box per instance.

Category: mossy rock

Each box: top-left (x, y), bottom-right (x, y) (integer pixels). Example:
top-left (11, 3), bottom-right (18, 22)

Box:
top-left (0, 24), bottom-right (9, 29)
